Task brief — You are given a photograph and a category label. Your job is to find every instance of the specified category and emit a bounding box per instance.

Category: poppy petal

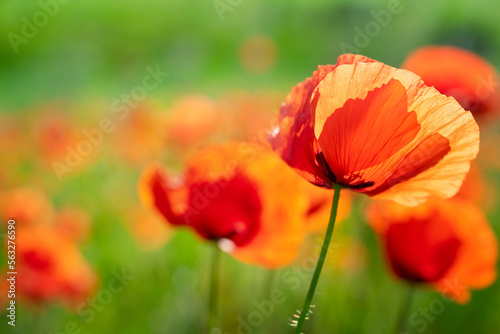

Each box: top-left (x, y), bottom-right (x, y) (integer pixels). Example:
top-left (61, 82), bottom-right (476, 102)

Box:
top-left (313, 61), bottom-right (479, 205)
top-left (403, 46), bottom-right (500, 119)
top-left (368, 199), bottom-right (498, 304)
top-left (269, 65), bottom-right (337, 186)
top-left (229, 150), bottom-right (309, 267)
top-left (317, 78), bottom-right (420, 189)
top-left (138, 165), bottom-right (187, 226)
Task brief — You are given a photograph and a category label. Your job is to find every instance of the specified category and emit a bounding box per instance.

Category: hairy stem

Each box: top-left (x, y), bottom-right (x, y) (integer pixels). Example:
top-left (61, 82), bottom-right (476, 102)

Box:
top-left (294, 184), bottom-right (342, 333)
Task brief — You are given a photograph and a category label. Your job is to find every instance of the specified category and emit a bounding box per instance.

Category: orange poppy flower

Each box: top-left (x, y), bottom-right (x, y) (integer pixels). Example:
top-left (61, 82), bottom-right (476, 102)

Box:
top-left (367, 198), bottom-right (497, 303)
top-left (32, 112), bottom-right (75, 161)
top-left (138, 142), bottom-right (343, 268)
top-left (402, 46), bottom-right (500, 120)
top-left (303, 184), bottom-right (351, 233)
top-left (112, 102), bottom-right (166, 166)
top-left (270, 54), bottom-right (480, 206)
top-left (12, 225), bottom-right (97, 305)
top-left (0, 187), bottom-right (55, 227)
top-left (165, 95), bottom-right (219, 148)
top-left (122, 206), bottom-right (173, 251)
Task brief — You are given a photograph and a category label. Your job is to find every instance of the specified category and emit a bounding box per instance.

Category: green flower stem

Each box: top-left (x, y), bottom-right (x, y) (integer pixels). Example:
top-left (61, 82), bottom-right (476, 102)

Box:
top-left (294, 183), bottom-right (342, 334)
top-left (394, 285), bottom-right (416, 334)
top-left (208, 245), bottom-right (221, 332)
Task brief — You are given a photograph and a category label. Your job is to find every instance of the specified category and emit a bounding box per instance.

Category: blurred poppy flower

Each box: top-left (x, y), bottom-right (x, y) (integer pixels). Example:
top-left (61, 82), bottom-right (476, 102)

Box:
top-left (164, 95), bottom-right (219, 149)
top-left (7, 225), bottom-right (97, 306)
top-left (0, 187), bottom-right (96, 306)
top-left (403, 46), bottom-right (500, 121)
top-left (32, 112), bottom-right (76, 161)
top-left (112, 103), bottom-right (166, 166)
top-left (138, 142), bottom-right (346, 268)
top-left (0, 187), bottom-right (55, 227)
top-left (270, 54), bottom-right (480, 206)
top-left (30, 110), bottom-right (90, 169)
top-left (367, 198), bottom-right (497, 303)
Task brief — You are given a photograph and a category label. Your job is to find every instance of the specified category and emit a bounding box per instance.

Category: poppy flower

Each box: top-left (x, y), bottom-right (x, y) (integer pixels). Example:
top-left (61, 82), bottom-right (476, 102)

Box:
top-left (112, 103), bottom-right (167, 166)
top-left (6, 225), bottom-right (97, 306)
top-left (0, 187), bottom-right (55, 227)
top-left (165, 95), bottom-right (219, 149)
top-left (270, 54), bottom-right (480, 206)
top-left (32, 111), bottom-right (76, 162)
top-left (367, 198), bottom-right (497, 303)
top-left (0, 188), bottom-right (96, 307)
top-left (402, 46), bottom-right (500, 121)
top-left (138, 141), bottom-right (345, 268)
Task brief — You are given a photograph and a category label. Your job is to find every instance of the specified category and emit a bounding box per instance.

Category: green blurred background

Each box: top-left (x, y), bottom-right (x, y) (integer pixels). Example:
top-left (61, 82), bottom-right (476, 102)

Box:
top-left (1, 0), bottom-right (500, 333)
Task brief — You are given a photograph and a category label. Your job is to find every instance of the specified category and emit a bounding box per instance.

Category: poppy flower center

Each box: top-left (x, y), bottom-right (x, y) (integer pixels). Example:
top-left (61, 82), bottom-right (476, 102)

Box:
top-left (185, 172), bottom-right (262, 247)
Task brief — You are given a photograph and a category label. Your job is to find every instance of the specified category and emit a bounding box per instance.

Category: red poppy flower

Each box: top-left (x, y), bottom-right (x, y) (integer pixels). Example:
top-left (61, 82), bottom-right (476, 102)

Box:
top-left (302, 182), bottom-right (351, 233)
top-left (138, 142), bottom-right (345, 268)
top-left (403, 46), bottom-right (500, 120)
top-left (367, 198), bottom-right (497, 303)
top-left (165, 95), bottom-right (219, 148)
top-left (0, 188), bottom-right (96, 307)
top-left (0, 187), bottom-right (55, 227)
top-left (9, 226), bottom-right (97, 306)
top-left (270, 54), bottom-right (480, 206)
top-left (54, 207), bottom-right (91, 242)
